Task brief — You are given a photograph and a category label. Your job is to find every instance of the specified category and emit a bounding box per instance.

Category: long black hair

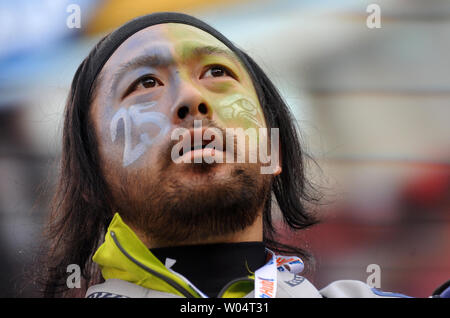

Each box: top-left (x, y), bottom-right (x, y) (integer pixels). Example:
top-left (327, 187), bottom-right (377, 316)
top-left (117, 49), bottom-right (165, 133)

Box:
top-left (38, 12), bottom-right (321, 297)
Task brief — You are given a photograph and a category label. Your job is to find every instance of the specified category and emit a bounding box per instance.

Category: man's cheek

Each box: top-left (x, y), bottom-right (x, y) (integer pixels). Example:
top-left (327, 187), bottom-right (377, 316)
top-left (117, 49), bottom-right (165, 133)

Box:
top-left (107, 102), bottom-right (171, 167)
top-left (210, 94), bottom-right (266, 162)
top-left (213, 93), bottom-right (264, 130)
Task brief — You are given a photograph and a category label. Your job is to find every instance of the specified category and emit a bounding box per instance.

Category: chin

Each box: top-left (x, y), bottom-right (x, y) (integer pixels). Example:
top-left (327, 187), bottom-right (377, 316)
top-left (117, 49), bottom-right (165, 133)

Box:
top-left (115, 159), bottom-right (271, 244)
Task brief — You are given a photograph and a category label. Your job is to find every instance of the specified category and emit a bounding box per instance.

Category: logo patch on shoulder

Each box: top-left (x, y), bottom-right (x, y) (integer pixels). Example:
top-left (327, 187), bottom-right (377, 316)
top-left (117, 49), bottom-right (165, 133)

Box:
top-left (87, 292), bottom-right (128, 298)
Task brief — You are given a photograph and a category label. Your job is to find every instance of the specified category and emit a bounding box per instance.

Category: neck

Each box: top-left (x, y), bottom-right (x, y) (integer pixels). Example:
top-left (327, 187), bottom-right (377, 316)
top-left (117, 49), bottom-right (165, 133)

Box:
top-left (150, 241), bottom-right (267, 297)
top-left (131, 212), bottom-right (263, 249)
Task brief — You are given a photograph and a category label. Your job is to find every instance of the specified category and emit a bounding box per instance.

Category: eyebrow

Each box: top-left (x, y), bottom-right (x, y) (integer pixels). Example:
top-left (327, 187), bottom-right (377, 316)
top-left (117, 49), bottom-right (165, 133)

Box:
top-left (109, 50), bottom-right (175, 96)
top-left (189, 45), bottom-right (241, 65)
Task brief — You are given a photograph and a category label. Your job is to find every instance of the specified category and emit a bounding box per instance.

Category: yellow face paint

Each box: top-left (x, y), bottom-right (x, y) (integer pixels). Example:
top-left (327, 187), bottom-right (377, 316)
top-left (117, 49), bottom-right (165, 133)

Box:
top-left (165, 24), bottom-right (266, 131)
top-left (217, 93), bottom-right (264, 129)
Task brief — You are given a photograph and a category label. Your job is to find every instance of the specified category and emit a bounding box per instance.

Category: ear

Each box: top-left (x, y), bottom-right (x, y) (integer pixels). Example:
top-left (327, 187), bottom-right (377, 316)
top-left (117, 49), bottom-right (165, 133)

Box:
top-left (273, 164), bottom-right (282, 176)
top-left (259, 126), bottom-right (282, 176)
top-left (272, 142), bottom-right (282, 176)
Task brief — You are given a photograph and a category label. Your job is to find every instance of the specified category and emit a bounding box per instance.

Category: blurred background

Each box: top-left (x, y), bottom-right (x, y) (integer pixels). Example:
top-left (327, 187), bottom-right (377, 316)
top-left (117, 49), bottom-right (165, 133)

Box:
top-left (0, 0), bottom-right (449, 297)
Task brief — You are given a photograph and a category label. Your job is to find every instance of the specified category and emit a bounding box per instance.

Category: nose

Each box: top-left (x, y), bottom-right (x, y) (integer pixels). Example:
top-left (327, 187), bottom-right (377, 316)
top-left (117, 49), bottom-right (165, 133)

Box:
top-left (172, 83), bottom-right (212, 124)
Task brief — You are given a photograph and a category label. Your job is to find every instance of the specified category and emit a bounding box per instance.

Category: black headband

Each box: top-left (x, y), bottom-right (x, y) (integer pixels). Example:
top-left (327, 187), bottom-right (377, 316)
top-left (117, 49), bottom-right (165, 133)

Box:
top-left (83, 12), bottom-right (245, 99)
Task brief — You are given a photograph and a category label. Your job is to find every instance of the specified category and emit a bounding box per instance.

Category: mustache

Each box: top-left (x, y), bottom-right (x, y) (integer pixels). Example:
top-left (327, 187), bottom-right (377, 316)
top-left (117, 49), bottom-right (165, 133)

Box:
top-left (177, 117), bottom-right (225, 132)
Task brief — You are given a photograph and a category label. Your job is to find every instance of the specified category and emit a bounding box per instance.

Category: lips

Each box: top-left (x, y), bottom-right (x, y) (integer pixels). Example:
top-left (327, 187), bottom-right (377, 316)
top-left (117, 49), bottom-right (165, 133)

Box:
top-left (175, 126), bottom-right (225, 162)
top-left (179, 135), bottom-right (214, 157)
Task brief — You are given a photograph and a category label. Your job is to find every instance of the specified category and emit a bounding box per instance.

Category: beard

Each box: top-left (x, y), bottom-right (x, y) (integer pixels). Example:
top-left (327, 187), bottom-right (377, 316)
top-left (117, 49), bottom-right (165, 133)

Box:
top-left (110, 122), bottom-right (273, 246)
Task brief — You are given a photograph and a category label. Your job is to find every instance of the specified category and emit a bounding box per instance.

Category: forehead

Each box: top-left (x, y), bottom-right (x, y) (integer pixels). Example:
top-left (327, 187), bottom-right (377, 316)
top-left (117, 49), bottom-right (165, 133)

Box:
top-left (102, 23), bottom-right (236, 71)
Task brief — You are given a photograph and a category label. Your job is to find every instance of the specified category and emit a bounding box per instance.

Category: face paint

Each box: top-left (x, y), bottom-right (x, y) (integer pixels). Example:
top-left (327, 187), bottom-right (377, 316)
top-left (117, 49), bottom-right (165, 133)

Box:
top-left (96, 23), bottom-right (270, 171)
top-left (110, 101), bottom-right (170, 167)
top-left (217, 93), bottom-right (264, 129)
top-left (166, 24), bottom-right (267, 142)
top-left (164, 24), bottom-right (273, 168)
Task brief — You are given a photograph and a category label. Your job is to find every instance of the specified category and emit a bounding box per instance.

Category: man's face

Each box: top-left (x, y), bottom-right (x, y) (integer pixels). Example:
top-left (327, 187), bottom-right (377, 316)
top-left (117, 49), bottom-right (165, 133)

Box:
top-left (91, 23), bottom-right (273, 245)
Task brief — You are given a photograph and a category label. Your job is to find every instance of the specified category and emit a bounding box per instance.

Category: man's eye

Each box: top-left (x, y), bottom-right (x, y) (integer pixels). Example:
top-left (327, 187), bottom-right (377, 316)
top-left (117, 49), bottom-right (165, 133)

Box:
top-left (202, 65), bottom-right (233, 79)
top-left (131, 75), bottom-right (163, 92)
top-left (140, 76), bottom-right (161, 88)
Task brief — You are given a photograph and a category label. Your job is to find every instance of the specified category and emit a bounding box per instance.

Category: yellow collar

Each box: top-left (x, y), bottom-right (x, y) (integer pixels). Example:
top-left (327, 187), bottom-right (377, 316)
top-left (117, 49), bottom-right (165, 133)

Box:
top-left (92, 213), bottom-right (202, 297)
top-left (93, 213), bottom-right (254, 298)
